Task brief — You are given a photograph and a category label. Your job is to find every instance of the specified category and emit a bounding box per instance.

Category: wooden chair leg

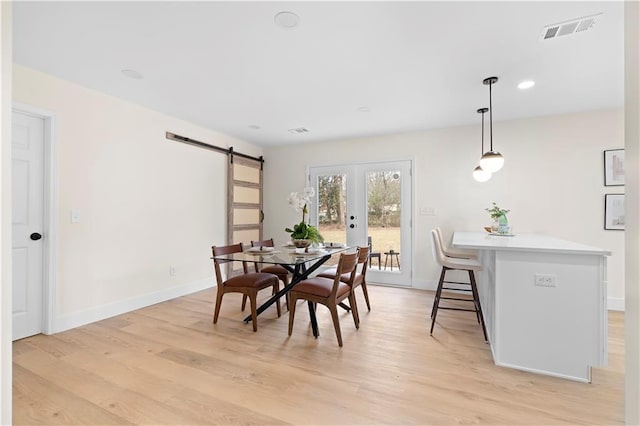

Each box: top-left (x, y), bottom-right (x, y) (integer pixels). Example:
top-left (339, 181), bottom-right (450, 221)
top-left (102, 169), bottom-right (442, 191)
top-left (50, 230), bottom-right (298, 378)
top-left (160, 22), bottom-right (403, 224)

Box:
top-left (349, 292), bottom-right (360, 329)
top-left (430, 268), bottom-right (446, 335)
top-left (361, 282), bottom-right (371, 311)
top-left (241, 294), bottom-right (247, 311)
top-left (249, 290), bottom-right (258, 332)
top-left (213, 288), bottom-right (224, 324)
top-left (274, 282), bottom-right (282, 318)
top-left (288, 294), bottom-right (298, 336)
top-left (328, 303), bottom-right (343, 347)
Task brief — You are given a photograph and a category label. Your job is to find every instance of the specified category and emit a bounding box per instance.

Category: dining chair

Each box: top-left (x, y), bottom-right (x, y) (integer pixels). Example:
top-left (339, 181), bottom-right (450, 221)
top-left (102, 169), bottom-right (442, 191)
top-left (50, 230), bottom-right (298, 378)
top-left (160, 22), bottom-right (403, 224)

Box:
top-left (368, 236), bottom-right (381, 269)
top-left (212, 243), bottom-right (281, 332)
top-left (288, 250), bottom-right (360, 347)
top-left (429, 230), bottom-right (488, 341)
top-left (434, 227), bottom-right (478, 259)
top-left (249, 238), bottom-right (291, 310)
top-left (318, 245), bottom-right (371, 324)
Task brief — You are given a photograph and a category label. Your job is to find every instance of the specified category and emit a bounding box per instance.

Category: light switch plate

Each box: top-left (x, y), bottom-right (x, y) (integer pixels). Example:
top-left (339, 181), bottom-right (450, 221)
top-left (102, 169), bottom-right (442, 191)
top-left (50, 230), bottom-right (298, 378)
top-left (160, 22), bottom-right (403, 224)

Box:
top-left (70, 209), bottom-right (80, 224)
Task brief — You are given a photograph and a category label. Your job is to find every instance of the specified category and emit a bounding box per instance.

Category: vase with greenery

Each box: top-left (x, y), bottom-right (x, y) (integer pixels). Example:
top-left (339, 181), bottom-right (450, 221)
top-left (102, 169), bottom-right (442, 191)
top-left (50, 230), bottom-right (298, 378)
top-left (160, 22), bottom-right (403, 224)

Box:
top-left (485, 202), bottom-right (510, 232)
top-left (285, 187), bottom-right (324, 247)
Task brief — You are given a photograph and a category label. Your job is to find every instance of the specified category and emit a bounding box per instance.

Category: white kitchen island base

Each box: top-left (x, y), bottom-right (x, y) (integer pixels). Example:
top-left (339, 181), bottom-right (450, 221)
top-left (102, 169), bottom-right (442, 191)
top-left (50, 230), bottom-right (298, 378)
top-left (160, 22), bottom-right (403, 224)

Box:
top-left (453, 232), bottom-right (610, 382)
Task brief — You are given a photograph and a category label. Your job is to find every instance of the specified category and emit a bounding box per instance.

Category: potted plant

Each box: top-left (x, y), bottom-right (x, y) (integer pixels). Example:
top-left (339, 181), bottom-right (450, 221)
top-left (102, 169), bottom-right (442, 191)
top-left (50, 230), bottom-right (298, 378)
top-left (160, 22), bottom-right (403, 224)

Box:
top-left (285, 187), bottom-right (324, 247)
top-left (485, 202), bottom-right (510, 233)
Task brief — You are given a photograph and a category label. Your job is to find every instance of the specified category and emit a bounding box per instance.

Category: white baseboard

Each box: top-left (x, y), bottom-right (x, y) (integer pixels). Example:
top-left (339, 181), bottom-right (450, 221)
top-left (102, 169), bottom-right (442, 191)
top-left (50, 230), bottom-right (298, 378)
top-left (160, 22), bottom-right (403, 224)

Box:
top-left (608, 297), bottom-right (625, 312)
top-left (410, 280), bottom-right (436, 291)
top-left (52, 277), bottom-right (214, 334)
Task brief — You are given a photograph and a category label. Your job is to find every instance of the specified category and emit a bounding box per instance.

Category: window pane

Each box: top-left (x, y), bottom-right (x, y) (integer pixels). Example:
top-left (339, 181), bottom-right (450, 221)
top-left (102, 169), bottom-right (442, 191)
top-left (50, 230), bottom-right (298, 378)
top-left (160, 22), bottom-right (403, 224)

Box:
top-left (234, 208), bottom-right (260, 225)
top-left (367, 170), bottom-right (401, 272)
top-left (234, 186), bottom-right (260, 204)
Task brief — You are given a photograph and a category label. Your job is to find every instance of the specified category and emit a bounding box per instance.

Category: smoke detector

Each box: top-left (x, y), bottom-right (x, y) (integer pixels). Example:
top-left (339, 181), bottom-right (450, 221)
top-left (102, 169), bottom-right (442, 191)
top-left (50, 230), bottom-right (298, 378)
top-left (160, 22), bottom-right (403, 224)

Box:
top-left (541, 13), bottom-right (601, 41)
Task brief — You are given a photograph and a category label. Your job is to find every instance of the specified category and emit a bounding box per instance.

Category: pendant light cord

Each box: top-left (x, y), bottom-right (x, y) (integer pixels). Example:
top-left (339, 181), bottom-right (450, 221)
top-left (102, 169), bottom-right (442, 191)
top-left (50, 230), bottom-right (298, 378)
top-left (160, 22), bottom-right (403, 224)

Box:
top-left (481, 110), bottom-right (485, 156)
top-left (489, 81), bottom-right (493, 151)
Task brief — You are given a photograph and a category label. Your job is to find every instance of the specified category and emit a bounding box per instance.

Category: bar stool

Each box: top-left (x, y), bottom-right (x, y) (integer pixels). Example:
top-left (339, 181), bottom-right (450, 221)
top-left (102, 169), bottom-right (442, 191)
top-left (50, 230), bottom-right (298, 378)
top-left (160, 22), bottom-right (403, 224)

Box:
top-left (429, 229), bottom-right (488, 341)
top-left (434, 227), bottom-right (478, 259)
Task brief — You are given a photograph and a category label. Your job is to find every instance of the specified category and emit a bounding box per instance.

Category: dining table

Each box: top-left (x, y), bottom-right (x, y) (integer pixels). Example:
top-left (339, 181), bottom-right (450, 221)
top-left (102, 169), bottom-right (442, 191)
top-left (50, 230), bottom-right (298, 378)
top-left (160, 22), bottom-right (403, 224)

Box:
top-left (211, 244), bottom-right (350, 337)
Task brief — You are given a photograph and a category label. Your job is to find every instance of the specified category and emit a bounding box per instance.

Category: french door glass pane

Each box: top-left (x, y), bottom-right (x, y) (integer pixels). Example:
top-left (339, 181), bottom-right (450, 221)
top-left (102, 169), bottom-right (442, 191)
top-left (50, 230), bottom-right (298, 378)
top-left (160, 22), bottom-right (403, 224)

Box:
top-left (316, 174), bottom-right (347, 266)
top-left (367, 170), bottom-right (402, 272)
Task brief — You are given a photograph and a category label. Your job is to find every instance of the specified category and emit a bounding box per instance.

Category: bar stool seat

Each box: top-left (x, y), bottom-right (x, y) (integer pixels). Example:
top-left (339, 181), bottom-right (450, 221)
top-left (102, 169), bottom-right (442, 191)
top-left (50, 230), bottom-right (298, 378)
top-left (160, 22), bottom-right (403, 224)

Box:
top-left (430, 229), bottom-right (488, 341)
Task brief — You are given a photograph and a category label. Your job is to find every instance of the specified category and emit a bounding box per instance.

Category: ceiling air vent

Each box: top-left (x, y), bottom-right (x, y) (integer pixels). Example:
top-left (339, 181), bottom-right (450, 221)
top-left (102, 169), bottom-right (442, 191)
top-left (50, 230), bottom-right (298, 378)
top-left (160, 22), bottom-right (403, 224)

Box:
top-left (541, 13), bottom-right (601, 41)
top-left (288, 127), bottom-right (309, 134)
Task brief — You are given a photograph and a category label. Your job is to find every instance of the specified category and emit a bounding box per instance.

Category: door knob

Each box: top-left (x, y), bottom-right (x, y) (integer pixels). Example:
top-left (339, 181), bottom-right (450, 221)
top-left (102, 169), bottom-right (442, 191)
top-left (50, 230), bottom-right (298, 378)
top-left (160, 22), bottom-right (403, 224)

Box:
top-left (30, 232), bottom-right (42, 241)
top-left (349, 224), bottom-right (356, 229)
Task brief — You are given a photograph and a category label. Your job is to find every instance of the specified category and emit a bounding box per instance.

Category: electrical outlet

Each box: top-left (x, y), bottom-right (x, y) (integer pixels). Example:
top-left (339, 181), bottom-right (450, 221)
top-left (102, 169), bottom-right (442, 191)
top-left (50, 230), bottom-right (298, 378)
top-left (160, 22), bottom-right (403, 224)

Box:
top-left (534, 273), bottom-right (557, 287)
top-left (170, 266), bottom-right (176, 276)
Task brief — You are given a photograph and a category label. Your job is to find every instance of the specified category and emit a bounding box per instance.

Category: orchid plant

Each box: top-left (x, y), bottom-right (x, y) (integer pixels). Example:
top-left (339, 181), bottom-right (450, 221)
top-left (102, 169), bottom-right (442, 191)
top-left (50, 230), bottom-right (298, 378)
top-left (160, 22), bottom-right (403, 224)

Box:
top-left (285, 187), bottom-right (324, 243)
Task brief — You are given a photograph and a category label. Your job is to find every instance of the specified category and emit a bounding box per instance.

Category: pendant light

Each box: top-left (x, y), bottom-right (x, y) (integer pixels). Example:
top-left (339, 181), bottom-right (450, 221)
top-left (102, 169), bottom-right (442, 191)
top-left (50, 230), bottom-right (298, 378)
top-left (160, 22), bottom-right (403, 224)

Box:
top-left (473, 107), bottom-right (492, 182)
top-left (479, 76), bottom-right (505, 173)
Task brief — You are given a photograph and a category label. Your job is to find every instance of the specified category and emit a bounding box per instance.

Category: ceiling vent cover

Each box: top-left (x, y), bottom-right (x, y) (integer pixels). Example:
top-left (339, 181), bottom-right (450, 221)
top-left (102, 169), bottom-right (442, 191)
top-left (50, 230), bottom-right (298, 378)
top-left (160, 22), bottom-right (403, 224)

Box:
top-left (541, 13), bottom-right (601, 41)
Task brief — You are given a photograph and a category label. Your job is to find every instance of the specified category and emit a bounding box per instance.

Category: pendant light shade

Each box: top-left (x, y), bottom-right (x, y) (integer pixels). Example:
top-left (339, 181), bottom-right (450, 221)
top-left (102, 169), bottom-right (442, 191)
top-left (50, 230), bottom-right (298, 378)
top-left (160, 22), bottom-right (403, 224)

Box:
top-left (480, 76), bottom-right (504, 173)
top-left (473, 107), bottom-right (492, 182)
top-left (480, 151), bottom-right (504, 173)
top-left (473, 165), bottom-right (492, 182)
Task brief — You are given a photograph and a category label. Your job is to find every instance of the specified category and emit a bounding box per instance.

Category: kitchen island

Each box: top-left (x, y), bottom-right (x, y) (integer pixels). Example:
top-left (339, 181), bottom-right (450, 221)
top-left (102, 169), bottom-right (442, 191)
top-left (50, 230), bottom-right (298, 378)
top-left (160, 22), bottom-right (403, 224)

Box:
top-left (452, 232), bottom-right (611, 382)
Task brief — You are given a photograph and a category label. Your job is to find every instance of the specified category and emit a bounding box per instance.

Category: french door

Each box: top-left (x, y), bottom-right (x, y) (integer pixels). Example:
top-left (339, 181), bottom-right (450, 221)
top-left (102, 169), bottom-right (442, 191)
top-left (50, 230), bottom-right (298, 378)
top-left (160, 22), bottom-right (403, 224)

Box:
top-left (308, 161), bottom-right (412, 286)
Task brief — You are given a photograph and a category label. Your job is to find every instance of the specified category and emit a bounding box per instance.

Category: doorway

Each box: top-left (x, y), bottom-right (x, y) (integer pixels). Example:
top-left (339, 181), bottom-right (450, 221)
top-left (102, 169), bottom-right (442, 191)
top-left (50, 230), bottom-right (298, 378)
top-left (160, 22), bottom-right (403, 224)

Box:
top-left (308, 160), bottom-right (412, 286)
top-left (11, 105), bottom-right (55, 340)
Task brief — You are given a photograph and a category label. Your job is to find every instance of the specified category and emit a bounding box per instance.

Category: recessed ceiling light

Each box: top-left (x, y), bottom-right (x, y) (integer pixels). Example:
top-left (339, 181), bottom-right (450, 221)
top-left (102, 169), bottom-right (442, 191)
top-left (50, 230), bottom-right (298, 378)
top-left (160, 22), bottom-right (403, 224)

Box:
top-left (357, 106), bottom-right (371, 113)
top-left (518, 80), bottom-right (535, 90)
top-left (121, 69), bottom-right (143, 79)
top-left (248, 124), bottom-right (261, 130)
top-left (274, 11), bottom-right (300, 29)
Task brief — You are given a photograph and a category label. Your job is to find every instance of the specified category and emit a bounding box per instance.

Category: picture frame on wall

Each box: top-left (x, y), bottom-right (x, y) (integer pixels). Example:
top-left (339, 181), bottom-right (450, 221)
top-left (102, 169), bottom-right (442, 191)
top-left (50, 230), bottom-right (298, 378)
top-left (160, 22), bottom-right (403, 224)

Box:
top-left (604, 194), bottom-right (625, 230)
top-left (604, 149), bottom-right (624, 186)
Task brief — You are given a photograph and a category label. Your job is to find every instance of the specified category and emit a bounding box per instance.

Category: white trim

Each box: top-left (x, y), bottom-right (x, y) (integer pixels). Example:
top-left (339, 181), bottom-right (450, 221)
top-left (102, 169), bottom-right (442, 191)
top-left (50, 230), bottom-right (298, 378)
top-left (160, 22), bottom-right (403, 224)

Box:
top-left (608, 297), bottom-right (625, 311)
top-left (494, 360), bottom-right (591, 383)
top-left (12, 103), bottom-right (58, 336)
top-left (53, 278), bottom-right (214, 333)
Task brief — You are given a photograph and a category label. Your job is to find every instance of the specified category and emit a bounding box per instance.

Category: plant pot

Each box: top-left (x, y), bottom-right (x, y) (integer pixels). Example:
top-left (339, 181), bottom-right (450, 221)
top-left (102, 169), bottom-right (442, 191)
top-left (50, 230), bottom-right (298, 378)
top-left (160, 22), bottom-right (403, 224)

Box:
top-left (292, 239), bottom-right (312, 248)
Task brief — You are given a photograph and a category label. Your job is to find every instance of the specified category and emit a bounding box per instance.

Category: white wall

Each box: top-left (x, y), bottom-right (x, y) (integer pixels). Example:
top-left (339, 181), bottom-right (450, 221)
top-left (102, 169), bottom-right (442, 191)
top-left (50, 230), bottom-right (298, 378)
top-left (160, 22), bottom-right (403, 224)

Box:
top-left (13, 65), bottom-right (262, 331)
top-left (263, 108), bottom-right (625, 308)
top-left (624, 0), bottom-right (640, 422)
top-left (0, 2), bottom-right (12, 423)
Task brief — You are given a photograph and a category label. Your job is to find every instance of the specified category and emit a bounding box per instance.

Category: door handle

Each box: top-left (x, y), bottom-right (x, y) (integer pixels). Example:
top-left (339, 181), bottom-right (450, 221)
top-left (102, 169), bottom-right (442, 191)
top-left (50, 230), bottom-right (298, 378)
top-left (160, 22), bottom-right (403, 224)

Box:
top-left (30, 232), bottom-right (42, 241)
top-left (349, 224), bottom-right (356, 229)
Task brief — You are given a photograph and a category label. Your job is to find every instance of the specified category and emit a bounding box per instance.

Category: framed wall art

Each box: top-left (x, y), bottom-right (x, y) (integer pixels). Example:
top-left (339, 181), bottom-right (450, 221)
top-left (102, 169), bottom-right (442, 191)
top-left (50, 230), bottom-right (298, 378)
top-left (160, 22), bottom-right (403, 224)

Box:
top-left (604, 194), bottom-right (625, 230)
top-left (604, 149), bottom-right (624, 186)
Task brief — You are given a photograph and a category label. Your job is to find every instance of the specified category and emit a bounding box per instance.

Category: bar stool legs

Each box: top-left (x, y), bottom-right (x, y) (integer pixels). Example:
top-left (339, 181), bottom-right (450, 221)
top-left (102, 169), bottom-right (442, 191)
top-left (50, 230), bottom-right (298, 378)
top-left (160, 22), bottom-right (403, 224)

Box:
top-left (430, 266), bottom-right (488, 342)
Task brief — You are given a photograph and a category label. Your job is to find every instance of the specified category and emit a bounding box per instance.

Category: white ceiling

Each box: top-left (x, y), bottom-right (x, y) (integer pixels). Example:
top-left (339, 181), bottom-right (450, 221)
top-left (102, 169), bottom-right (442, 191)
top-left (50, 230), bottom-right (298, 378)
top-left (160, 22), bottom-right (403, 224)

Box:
top-left (12, 1), bottom-right (624, 147)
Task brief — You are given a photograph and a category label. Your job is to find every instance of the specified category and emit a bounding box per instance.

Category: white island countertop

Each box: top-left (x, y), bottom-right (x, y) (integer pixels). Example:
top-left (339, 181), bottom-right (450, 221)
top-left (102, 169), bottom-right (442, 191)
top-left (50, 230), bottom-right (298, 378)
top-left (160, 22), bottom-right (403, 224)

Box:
top-left (453, 232), bottom-right (611, 256)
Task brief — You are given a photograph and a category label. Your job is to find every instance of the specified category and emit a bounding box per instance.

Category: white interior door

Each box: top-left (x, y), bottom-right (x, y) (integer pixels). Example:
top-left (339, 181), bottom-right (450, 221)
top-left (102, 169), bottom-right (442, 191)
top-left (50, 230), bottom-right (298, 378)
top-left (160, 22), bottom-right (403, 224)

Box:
top-left (12, 111), bottom-right (45, 340)
top-left (309, 161), bottom-right (412, 286)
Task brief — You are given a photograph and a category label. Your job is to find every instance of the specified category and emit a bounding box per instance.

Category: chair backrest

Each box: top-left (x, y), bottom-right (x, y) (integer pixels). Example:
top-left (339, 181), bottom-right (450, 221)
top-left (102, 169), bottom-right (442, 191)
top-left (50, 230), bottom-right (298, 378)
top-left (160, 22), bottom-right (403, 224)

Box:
top-left (430, 229), bottom-right (446, 268)
top-left (330, 251), bottom-right (359, 298)
top-left (250, 238), bottom-right (275, 272)
top-left (367, 236), bottom-right (373, 249)
top-left (251, 238), bottom-right (275, 248)
top-left (212, 243), bottom-right (247, 285)
top-left (356, 245), bottom-right (369, 276)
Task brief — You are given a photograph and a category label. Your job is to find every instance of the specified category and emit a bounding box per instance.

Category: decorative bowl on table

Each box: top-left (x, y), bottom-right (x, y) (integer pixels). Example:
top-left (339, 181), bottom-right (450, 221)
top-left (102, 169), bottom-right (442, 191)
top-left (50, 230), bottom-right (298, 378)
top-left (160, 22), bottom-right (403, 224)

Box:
top-left (291, 239), bottom-right (312, 248)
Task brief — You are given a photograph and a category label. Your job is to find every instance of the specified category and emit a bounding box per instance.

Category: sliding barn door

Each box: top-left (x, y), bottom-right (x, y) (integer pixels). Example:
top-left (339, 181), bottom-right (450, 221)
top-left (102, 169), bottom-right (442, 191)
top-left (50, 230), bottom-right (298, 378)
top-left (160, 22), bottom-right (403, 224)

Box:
top-left (228, 153), bottom-right (263, 248)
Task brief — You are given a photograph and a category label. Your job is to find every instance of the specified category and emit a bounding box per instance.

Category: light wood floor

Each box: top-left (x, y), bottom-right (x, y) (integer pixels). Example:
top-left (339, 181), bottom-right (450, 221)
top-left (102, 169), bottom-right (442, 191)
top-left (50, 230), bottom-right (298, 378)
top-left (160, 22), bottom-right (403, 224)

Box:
top-left (13, 285), bottom-right (624, 425)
